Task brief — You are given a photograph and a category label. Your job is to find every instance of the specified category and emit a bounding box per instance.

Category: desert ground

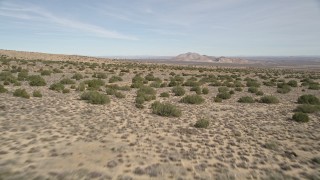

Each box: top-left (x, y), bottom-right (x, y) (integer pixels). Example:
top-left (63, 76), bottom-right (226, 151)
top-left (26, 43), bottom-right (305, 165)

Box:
top-left (0, 51), bottom-right (319, 180)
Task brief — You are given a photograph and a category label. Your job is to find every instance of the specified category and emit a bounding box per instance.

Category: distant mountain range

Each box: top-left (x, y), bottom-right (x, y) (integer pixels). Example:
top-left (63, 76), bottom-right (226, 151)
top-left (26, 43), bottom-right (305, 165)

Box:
top-left (172, 52), bottom-right (250, 64)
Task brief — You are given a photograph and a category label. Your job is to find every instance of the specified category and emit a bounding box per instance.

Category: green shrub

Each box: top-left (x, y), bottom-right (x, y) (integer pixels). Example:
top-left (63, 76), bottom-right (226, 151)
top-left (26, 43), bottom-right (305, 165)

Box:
top-left (60, 78), bottom-right (76, 84)
top-left (106, 88), bottom-right (116, 95)
top-left (0, 72), bottom-right (18, 84)
top-left (217, 92), bottom-right (231, 99)
top-left (194, 119), bottom-right (209, 128)
top-left (109, 75), bottom-right (123, 83)
top-left (297, 94), bottom-right (320, 105)
top-left (294, 104), bottom-right (320, 113)
top-left (214, 97), bottom-right (222, 102)
top-left (246, 80), bottom-right (260, 87)
top-left (287, 80), bottom-right (298, 87)
top-left (277, 84), bottom-right (291, 94)
top-left (238, 96), bottom-right (255, 103)
top-left (135, 96), bottom-right (145, 104)
top-left (85, 79), bottom-right (105, 90)
top-left (172, 86), bottom-right (185, 96)
top-left (160, 92), bottom-right (170, 97)
top-left (28, 75), bottom-right (46, 86)
top-left (256, 91), bottom-right (264, 96)
top-left (150, 81), bottom-right (161, 88)
top-left (180, 95), bottom-right (205, 104)
top-left (53, 68), bottom-right (63, 73)
top-left (292, 112), bottom-right (309, 122)
top-left (235, 87), bottom-right (243, 92)
top-left (137, 86), bottom-right (156, 101)
top-left (309, 83), bottom-right (320, 90)
top-left (260, 95), bottom-right (279, 104)
top-left (135, 103), bottom-right (144, 109)
top-left (13, 88), bottom-right (30, 99)
top-left (80, 91), bottom-right (110, 104)
top-left (218, 86), bottom-right (229, 93)
top-left (77, 82), bottom-right (86, 91)
top-left (248, 87), bottom-right (258, 93)
top-left (71, 73), bottom-right (83, 80)
top-left (202, 87), bottom-right (209, 94)
top-left (49, 83), bottom-right (65, 92)
top-left (0, 84), bottom-right (8, 93)
top-left (17, 71), bottom-right (28, 81)
top-left (40, 70), bottom-right (51, 76)
top-left (115, 92), bottom-right (125, 98)
top-left (151, 101), bottom-right (181, 117)
top-left (190, 86), bottom-right (201, 94)
top-left (33, 90), bottom-right (42, 97)
top-left (62, 88), bottom-right (70, 94)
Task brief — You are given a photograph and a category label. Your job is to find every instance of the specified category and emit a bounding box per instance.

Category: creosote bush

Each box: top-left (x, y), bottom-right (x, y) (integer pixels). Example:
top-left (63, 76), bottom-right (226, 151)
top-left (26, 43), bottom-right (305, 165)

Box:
top-left (260, 95), bottom-right (279, 104)
top-left (28, 75), bottom-right (46, 86)
top-left (297, 94), bottom-right (320, 105)
top-left (151, 101), bottom-right (181, 117)
top-left (80, 91), bottom-right (110, 104)
top-left (194, 119), bottom-right (209, 128)
top-left (172, 86), bottom-right (185, 96)
top-left (13, 88), bottom-right (30, 99)
top-left (49, 83), bottom-right (65, 92)
top-left (33, 90), bottom-right (42, 97)
top-left (238, 96), bottom-right (255, 103)
top-left (217, 92), bottom-right (231, 100)
top-left (180, 95), bottom-right (204, 104)
top-left (292, 112), bottom-right (309, 123)
top-left (160, 92), bottom-right (170, 97)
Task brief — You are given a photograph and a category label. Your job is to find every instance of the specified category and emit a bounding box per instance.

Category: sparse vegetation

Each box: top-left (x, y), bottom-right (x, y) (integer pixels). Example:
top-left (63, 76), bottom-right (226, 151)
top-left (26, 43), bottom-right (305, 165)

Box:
top-left (238, 96), bottom-right (255, 103)
top-left (180, 95), bottom-right (204, 104)
top-left (292, 112), bottom-right (309, 122)
top-left (33, 90), bottom-right (42, 97)
top-left (297, 94), bottom-right (320, 105)
top-left (194, 119), bottom-right (209, 128)
top-left (80, 91), bottom-right (110, 104)
top-left (172, 86), bottom-right (185, 96)
top-left (49, 83), bottom-right (65, 92)
top-left (160, 92), bottom-right (170, 97)
top-left (151, 101), bottom-right (181, 117)
top-left (260, 95), bottom-right (279, 104)
top-left (28, 75), bottom-right (46, 86)
top-left (13, 88), bottom-right (30, 99)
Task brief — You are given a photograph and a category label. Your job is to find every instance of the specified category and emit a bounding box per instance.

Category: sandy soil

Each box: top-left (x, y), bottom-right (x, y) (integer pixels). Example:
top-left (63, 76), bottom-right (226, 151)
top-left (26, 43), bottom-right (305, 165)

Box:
top-left (0, 51), bottom-right (319, 180)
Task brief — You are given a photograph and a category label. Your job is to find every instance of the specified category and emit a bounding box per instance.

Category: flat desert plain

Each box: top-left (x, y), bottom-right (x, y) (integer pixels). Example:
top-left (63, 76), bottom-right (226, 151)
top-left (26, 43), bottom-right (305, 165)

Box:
top-left (0, 52), bottom-right (319, 180)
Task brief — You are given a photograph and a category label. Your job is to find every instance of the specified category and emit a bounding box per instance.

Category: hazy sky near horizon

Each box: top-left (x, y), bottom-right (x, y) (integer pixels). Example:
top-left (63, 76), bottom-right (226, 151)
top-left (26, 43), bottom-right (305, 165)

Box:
top-left (0, 0), bottom-right (320, 56)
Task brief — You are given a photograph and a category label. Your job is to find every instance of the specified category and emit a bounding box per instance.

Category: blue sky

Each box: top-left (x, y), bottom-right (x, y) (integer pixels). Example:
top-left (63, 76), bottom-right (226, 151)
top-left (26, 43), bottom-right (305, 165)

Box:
top-left (0, 0), bottom-right (320, 56)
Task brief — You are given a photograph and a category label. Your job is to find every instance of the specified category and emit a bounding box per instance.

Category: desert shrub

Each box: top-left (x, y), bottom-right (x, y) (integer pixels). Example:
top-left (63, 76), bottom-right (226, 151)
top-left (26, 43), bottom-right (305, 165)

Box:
top-left (264, 140), bottom-right (280, 151)
top-left (180, 95), bottom-right (204, 104)
top-left (71, 73), bottom-right (83, 80)
top-left (49, 83), bottom-right (65, 92)
top-left (0, 72), bottom-right (17, 84)
top-left (118, 85), bottom-right (131, 91)
top-left (246, 80), bottom-right (260, 87)
top-left (33, 90), bottom-right (42, 97)
top-left (0, 84), bottom-right (8, 93)
top-left (80, 91), bottom-right (110, 104)
top-left (277, 84), bottom-right (291, 94)
top-left (145, 73), bottom-right (156, 81)
top-left (28, 75), bottom-right (46, 86)
top-left (17, 71), bottom-right (28, 81)
top-left (248, 87), bottom-right (258, 93)
top-left (160, 82), bottom-right (167, 87)
top-left (229, 90), bottom-right (235, 94)
top-left (309, 83), bottom-right (320, 90)
top-left (135, 103), bottom-right (144, 109)
top-left (137, 86), bottom-right (156, 101)
top-left (172, 86), bottom-right (185, 96)
top-left (297, 94), bottom-right (320, 105)
top-left (202, 87), bottom-right (209, 94)
top-left (62, 88), bottom-right (70, 94)
top-left (85, 79), bottom-right (105, 90)
top-left (150, 81), bottom-right (161, 88)
top-left (92, 72), bottom-right (107, 79)
top-left (235, 87), bottom-right (243, 92)
top-left (214, 97), bottom-right (222, 102)
top-left (294, 104), bottom-right (320, 113)
top-left (109, 75), bottom-right (123, 83)
top-left (238, 96), bottom-right (255, 103)
top-left (151, 101), bottom-right (181, 117)
top-left (106, 88), bottom-right (116, 95)
top-left (292, 112), bottom-right (309, 122)
top-left (217, 92), bottom-right (231, 99)
top-left (53, 68), bottom-right (63, 73)
top-left (77, 82), bottom-right (86, 91)
top-left (260, 95), bottom-right (279, 104)
top-left (263, 81), bottom-right (276, 87)
top-left (194, 119), bottom-right (209, 128)
top-left (183, 80), bottom-right (200, 87)
top-left (60, 78), bottom-right (75, 84)
top-left (218, 86), bottom-right (229, 93)
top-left (135, 96), bottom-right (145, 104)
top-left (13, 88), bottom-right (30, 99)
top-left (190, 86), bottom-right (201, 94)
top-left (115, 91), bottom-right (125, 98)
top-left (40, 70), bottom-right (51, 76)
top-left (160, 92), bottom-right (170, 97)
top-left (287, 80), bottom-right (298, 87)
top-left (256, 91), bottom-right (264, 96)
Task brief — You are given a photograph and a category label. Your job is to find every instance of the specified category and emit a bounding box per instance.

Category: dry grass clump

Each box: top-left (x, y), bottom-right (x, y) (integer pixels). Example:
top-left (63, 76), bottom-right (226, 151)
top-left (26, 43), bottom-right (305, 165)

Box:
top-left (194, 119), bottom-right (209, 128)
top-left (71, 73), bottom-right (83, 80)
top-left (32, 90), bottom-right (42, 97)
top-left (60, 78), bottom-right (76, 85)
top-left (0, 84), bottom-right (8, 93)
